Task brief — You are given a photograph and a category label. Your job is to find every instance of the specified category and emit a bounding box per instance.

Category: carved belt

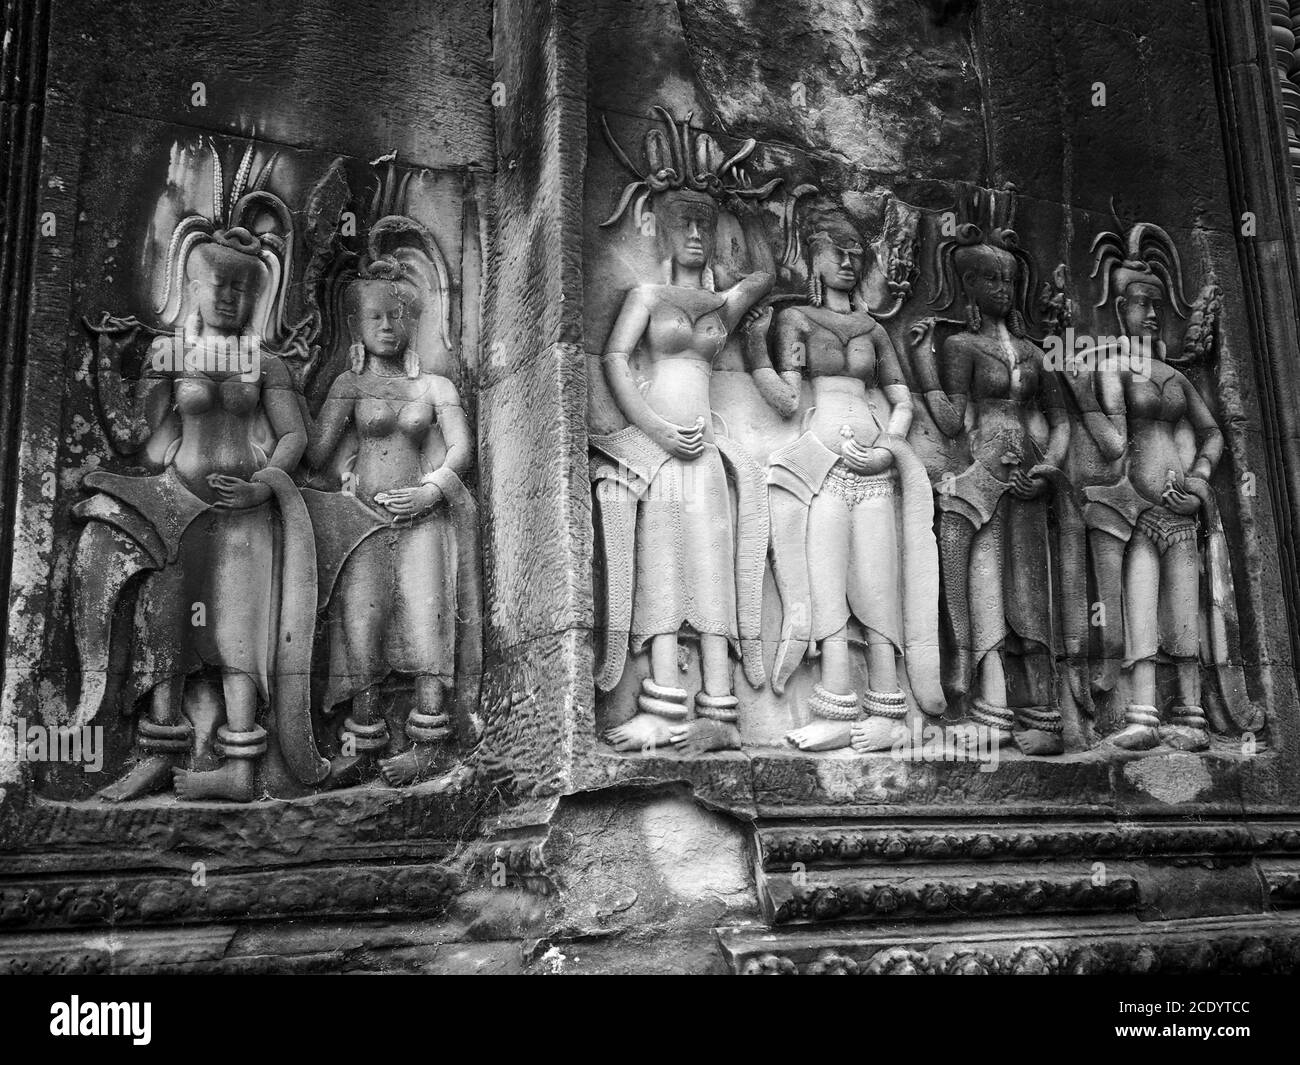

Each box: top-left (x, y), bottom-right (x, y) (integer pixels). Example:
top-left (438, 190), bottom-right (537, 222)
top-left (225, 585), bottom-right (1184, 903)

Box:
top-left (822, 463), bottom-right (894, 508)
top-left (1134, 506), bottom-right (1198, 552)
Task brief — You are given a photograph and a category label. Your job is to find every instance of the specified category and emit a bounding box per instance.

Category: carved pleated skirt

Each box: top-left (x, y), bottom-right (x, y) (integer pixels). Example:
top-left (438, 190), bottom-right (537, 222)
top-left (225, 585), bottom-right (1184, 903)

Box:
top-left (130, 503), bottom-right (276, 704)
top-left (967, 492), bottom-right (1054, 664)
top-left (321, 511), bottom-right (458, 711)
top-left (807, 466), bottom-right (904, 649)
top-left (630, 443), bottom-right (737, 646)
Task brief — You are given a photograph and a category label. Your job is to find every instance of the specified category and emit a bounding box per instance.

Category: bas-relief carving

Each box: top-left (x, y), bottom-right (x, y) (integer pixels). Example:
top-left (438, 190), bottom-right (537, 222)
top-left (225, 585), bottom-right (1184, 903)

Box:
top-left (590, 108), bottom-right (1266, 766)
top-left (63, 141), bottom-right (482, 803)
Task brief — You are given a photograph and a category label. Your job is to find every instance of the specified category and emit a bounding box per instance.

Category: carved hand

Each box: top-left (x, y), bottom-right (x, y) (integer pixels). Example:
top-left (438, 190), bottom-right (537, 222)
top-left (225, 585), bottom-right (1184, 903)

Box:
top-left (208, 474), bottom-right (273, 509)
top-left (378, 483), bottom-right (443, 518)
top-left (841, 439), bottom-right (893, 476)
top-left (650, 416), bottom-right (705, 461)
top-left (1008, 467), bottom-right (1049, 500)
top-left (1162, 485), bottom-right (1202, 516)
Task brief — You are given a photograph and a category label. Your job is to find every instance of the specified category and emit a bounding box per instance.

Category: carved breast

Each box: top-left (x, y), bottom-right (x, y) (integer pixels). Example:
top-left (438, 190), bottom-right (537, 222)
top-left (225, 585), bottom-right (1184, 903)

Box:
top-left (356, 396), bottom-right (434, 440)
top-left (1126, 371), bottom-right (1186, 422)
top-left (174, 376), bottom-right (261, 417)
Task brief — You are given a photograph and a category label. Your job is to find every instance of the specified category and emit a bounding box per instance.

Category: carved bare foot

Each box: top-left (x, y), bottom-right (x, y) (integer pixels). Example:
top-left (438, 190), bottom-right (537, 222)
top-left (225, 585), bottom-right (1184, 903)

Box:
top-left (786, 719), bottom-right (853, 751)
top-left (1111, 705), bottom-right (1161, 751)
top-left (1013, 707), bottom-right (1065, 756)
top-left (669, 718), bottom-right (741, 755)
top-left (324, 752), bottom-right (375, 789)
top-left (605, 713), bottom-right (677, 753)
top-left (1159, 725), bottom-right (1209, 752)
top-left (97, 754), bottom-right (179, 802)
top-left (172, 760), bottom-right (255, 802)
top-left (426, 762), bottom-right (475, 794)
top-left (1159, 706), bottom-right (1209, 752)
top-left (1110, 724), bottom-right (1159, 751)
top-left (850, 715), bottom-right (900, 753)
top-left (1013, 729), bottom-right (1065, 756)
top-left (378, 743), bottom-right (438, 786)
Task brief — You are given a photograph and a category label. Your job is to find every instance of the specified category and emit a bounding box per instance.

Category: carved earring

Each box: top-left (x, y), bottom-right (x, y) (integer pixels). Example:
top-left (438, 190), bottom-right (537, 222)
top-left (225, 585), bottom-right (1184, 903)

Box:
top-left (404, 347), bottom-right (420, 379)
top-left (349, 341), bottom-right (366, 375)
top-left (965, 296), bottom-right (981, 334)
top-left (808, 272), bottom-right (823, 307)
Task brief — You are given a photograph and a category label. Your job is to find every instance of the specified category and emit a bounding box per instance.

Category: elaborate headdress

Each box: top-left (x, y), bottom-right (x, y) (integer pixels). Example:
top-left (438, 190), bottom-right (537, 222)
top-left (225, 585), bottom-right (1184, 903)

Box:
top-left (154, 138), bottom-right (294, 342)
top-left (345, 219), bottom-right (450, 380)
top-left (1090, 218), bottom-right (1191, 319)
top-left (926, 184), bottom-right (1035, 336)
top-left (598, 106), bottom-right (781, 229)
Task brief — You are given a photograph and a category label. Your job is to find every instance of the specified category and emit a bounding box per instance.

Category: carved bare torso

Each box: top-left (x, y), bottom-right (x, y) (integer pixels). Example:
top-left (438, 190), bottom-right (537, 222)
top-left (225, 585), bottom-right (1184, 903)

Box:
top-left (793, 305), bottom-right (897, 450)
top-left (638, 286), bottom-right (730, 437)
top-left (351, 374), bottom-right (447, 500)
top-left (1123, 362), bottom-right (1200, 504)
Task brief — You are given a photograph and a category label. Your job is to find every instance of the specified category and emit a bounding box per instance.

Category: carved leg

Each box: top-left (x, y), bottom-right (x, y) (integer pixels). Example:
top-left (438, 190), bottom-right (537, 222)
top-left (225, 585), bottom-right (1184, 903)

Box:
top-left (787, 631), bottom-right (856, 751)
top-left (939, 511), bottom-right (976, 698)
top-left (670, 634), bottom-right (741, 754)
top-left (98, 676), bottom-right (191, 802)
top-left (379, 676), bottom-right (450, 786)
top-left (969, 652), bottom-right (1014, 748)
top-left (325, 686), bottom-right (389, 788)
top-left (1114, 534), bottom-right (1163, 750)
top-left (1113, 660), bottom-right (1162, 750)
top-left (851, 635), bottom-right (906, 753)
top-left (606, 634), bottom-right (686, 753)
top-left (1089, 530), bottom-right (1126, 695)
top-left (1155, 540), bottom-right (1209, 751)
top-left (172, 671), bottom-right (259, 801)
top-left (1012, 648), bottom-right (1064, 756)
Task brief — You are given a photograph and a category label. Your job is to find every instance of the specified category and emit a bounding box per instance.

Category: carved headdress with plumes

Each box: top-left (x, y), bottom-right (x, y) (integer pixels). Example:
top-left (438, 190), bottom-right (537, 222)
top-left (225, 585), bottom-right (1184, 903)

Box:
top-left (926, 184), bottom-right (1036, 337)
top-left (154, 138), bottom-right (295, 343)
top-left (599, 106), bottom-right (782, 229)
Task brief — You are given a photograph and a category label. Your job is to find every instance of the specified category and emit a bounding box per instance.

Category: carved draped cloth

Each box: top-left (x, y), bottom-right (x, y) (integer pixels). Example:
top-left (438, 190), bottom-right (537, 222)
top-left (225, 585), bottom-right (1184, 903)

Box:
top-left (767, 430), bottom-right (943, 714)
top-left (68, 464), bottom-right (327, 784)
top-left (590, 425), bottom-right (768, 692)
top-left (300, 478), bottom-right (481, 724)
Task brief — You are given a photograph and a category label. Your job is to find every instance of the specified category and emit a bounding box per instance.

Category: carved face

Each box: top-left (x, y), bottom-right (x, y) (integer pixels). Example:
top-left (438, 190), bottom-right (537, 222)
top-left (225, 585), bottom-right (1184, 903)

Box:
top-left (1118, 280), bottom-right (1163, 340)
top-left (351, 281), bottom-right (420, 359)
top-left (810, 234), bottom-right (864, 294)
top-left (961, 247), bottom-right (1017, 320)
top-left (658, 192), bottom-right (717, 270)
top-left (187, 248), bottom-right (262, 333)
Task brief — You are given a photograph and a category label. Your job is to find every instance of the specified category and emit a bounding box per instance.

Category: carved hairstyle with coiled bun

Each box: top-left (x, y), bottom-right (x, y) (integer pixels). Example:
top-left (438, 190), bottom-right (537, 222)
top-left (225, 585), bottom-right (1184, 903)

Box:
top-left (930, 223), bottom-right (1035, 338)
top-left (344, 255), bottom-right (425, 379)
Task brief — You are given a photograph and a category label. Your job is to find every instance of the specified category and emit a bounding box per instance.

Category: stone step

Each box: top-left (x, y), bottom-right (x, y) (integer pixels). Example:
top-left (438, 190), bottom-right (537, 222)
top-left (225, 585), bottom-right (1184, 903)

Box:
top-left (718, 911), bottom-right (1300, 974)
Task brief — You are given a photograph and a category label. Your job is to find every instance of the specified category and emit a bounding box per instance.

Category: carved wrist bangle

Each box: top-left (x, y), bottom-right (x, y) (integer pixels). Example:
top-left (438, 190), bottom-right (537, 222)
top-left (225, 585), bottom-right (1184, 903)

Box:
top-left (420, 468), bottom-right (457, 496)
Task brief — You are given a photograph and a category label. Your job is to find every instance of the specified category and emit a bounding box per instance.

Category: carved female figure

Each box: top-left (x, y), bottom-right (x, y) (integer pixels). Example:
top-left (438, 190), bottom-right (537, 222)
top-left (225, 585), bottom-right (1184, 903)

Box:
top-left (918, 226), bottom-right (1070, 754)
top-left (302, 240), bottom-right (479, 786)
top-left (750, 221), bottom-right (942, 751)
top-left (71, 224), bottom-right (326, 801)
top-left (592, 111), bottom-right (775, 755)
top-left (1085, 225), bottom-right (1240, 750)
